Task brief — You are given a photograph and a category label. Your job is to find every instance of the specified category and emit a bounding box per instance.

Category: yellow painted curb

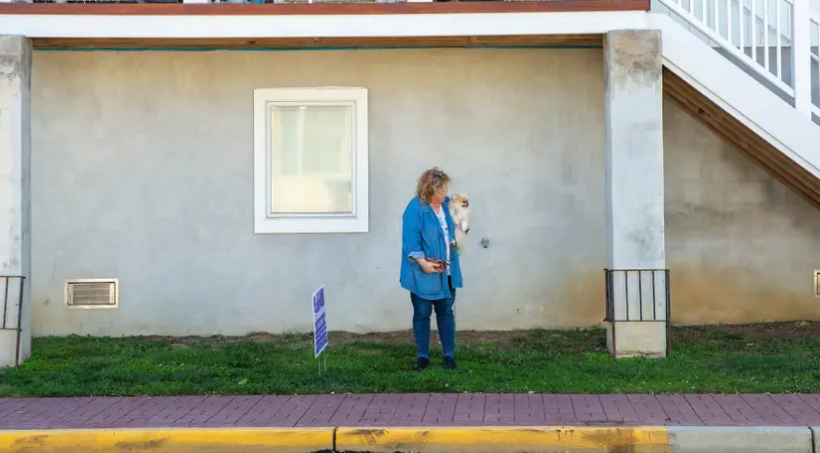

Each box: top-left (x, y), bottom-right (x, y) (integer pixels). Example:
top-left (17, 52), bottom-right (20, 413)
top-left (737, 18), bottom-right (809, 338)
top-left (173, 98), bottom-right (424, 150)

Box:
top-left (335, 426), bottom-right (671, 453)
top-left (0, 427), bottom-right (334, 453)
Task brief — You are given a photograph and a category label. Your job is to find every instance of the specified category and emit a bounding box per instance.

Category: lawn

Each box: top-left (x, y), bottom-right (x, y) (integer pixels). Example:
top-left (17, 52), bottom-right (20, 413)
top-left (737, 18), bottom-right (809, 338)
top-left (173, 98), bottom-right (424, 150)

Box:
top-left (0, 322), bottom-right (818, 397)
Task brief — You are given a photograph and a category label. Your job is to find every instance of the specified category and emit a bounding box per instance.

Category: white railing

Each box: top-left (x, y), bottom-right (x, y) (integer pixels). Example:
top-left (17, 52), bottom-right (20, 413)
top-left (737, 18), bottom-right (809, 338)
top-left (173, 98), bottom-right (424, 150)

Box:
top-left (812, 14), bottom-right (819, 118)
top-left (655, 0), bottom-right (819, 122)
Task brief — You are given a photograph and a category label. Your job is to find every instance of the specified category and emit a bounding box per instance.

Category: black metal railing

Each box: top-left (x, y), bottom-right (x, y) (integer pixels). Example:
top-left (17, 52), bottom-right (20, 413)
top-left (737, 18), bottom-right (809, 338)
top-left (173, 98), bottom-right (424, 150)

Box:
top-left (0, 276), bottom-right (26, 367)
top-left (604, 268), bottom-right (671, 357)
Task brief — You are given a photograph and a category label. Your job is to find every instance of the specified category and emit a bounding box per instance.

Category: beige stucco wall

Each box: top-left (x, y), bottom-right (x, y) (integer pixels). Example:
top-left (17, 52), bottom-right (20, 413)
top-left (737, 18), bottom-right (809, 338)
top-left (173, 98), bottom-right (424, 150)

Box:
top-left (664, 104), bottom-right (820, 324)
top-left (28, 48), bottom-right (820, 337)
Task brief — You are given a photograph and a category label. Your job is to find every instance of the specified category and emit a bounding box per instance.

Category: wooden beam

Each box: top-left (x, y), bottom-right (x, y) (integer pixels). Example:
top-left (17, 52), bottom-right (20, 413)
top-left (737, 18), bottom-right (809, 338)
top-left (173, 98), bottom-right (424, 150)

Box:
top-left (32, 34), bottom-right (603, 49)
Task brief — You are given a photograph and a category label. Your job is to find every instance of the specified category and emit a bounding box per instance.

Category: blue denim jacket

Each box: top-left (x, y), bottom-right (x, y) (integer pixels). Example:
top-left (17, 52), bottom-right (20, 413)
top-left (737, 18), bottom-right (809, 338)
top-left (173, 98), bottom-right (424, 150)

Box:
top-left (400, 196), bottom-right (464, 300)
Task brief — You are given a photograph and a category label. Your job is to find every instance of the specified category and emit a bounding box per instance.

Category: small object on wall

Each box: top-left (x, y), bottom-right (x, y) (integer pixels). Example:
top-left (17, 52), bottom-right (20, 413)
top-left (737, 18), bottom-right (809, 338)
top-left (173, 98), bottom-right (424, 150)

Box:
top-left (481, 238), bottom-right (490, 249)
top-left (814, 269), bottom-right (820, 298)
top-left (65, 278), bottom-right (119, 309)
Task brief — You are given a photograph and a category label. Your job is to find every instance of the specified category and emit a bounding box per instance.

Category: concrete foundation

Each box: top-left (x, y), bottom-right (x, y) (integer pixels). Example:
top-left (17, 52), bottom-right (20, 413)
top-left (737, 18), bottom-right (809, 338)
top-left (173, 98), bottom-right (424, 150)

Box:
top-left (0, 35), bottom-right (32, 367)
top-left (0, 330), bottom-right (17, 367)
top-left (603, 30), bottom-right (668, 358)
top-left (606, 322), bottom-right (667, 359)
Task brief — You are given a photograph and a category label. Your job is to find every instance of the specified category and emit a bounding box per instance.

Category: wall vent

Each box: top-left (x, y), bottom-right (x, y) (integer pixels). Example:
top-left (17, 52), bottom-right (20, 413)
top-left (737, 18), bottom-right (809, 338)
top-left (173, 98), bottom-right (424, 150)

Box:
top-left (65, 279), bottom-right (118, 309)
top-left (814, 271), bottom-right (820, 298)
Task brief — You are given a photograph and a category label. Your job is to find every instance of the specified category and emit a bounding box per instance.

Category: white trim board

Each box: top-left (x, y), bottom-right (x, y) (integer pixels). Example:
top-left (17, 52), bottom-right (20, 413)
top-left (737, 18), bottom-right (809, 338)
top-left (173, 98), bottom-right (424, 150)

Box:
top-left (0, 11), bottom-right (648, 38)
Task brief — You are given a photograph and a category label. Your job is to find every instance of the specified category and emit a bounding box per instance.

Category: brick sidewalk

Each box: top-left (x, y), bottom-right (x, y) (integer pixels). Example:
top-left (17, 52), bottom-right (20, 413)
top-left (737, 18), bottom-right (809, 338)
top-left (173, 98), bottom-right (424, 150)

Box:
top-left (2, 394), bottom-right (820, 430)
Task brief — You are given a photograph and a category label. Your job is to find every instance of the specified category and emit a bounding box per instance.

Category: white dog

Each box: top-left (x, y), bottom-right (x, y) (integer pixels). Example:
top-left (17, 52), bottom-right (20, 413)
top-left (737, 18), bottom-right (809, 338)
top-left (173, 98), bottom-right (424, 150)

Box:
top-left (448, 193), bottom-right (471, 253)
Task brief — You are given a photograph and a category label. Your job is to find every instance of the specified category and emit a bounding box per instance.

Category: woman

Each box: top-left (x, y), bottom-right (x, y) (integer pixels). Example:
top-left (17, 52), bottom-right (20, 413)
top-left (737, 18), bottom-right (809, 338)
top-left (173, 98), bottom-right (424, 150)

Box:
top-left (400, 167), bottom-right (464, 371)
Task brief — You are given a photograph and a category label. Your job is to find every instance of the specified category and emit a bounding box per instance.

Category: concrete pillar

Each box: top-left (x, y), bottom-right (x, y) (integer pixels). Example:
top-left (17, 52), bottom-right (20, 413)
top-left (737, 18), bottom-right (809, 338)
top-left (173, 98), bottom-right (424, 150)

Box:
top-left (603, 30), bottom-right (668, 359)
top-left (0, 35), bottom-right (31, 368)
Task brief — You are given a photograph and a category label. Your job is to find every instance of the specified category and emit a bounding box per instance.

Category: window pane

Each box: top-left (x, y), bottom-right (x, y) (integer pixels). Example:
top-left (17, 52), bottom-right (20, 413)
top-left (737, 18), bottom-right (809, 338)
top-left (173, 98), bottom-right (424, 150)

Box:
top-left (269, 105), bottom-right (353, 215)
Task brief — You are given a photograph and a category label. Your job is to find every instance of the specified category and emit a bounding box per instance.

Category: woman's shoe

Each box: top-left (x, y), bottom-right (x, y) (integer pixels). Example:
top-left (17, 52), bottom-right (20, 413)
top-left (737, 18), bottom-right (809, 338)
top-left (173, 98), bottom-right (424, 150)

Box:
top-left (442, 356), bottom-right (457, 370)
top-left (413, 357), bottom-right (430, 371)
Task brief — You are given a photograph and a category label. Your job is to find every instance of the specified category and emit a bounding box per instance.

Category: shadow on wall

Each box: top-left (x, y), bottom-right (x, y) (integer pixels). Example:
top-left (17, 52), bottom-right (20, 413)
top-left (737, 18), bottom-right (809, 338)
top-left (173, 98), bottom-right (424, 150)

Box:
top-left (456, 267), bottom-right (607, 331)
top-left (670, 264), bottom-right (820, 325)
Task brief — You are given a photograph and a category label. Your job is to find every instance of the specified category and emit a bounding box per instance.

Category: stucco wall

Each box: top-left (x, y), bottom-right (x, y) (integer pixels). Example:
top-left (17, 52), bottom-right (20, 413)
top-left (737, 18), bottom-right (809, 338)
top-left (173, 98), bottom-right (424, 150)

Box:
top-left (29, 48), bottom-right (820, 337)
top-left (664, 104), bottom-right (820, 325)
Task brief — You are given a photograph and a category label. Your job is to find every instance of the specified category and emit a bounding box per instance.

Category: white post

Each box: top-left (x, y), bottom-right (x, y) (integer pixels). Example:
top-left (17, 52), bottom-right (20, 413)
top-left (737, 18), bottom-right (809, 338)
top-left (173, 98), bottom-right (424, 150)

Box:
top-left (0, 35), bottom-right (32, 368)
top-left (603, 30), bottom-right (668, 359)
top-left (793, 0), bottom-right (812, 116)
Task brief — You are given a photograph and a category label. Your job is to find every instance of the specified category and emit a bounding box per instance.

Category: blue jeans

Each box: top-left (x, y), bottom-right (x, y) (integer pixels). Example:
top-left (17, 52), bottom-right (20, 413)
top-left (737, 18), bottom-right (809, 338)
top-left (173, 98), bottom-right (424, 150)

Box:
top-left (411, 278), bottom-right (456, 359)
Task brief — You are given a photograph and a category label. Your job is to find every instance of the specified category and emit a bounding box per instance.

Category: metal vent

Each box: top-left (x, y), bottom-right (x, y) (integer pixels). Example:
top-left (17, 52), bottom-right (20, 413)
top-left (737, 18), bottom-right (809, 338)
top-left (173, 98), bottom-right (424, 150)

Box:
top-left (65, 279), bottom-right (118, 309)
top-left (814, 270), bottom-right (820, 298)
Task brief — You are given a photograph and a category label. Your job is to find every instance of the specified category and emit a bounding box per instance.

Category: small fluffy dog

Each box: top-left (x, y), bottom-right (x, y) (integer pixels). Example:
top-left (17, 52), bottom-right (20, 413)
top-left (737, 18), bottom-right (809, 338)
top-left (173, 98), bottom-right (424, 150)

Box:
top-left (448, 193), bottom-right (471, 253)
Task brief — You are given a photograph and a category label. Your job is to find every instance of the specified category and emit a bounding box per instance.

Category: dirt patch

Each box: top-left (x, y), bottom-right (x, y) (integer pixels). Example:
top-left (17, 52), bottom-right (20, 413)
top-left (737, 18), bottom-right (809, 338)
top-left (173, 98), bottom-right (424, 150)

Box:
top-left (145, 321), bottom-right (819, 349)
top-left (329, 329), bottom-right (527, 347)
top-left (147, 329), bottom-right (544, 350)
top-left (703, 320), bottom-right (820, 340)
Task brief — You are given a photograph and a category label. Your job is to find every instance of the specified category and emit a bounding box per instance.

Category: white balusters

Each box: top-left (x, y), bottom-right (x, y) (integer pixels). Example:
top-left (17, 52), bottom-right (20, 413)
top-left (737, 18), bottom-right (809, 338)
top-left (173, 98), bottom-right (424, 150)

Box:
top-left (764, 0), bottom-right (771, 72)
top-left (775, 0), bottom-right (782, 81)
top-left (811, 17), bottom-right (820, 117)
top-left (657, 0), bottom-right (819, 121)
top-left (793, 0), bottom-right (811, 115)
top-left (751, 0), bottom-right (756, 60)
top-left (740, 0), bottom-right (746, 54)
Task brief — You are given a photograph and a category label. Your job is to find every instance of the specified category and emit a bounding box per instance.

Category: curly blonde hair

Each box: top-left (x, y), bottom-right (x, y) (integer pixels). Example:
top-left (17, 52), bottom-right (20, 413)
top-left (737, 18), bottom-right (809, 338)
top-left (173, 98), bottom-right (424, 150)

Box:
top-left (415, 167), bottom-right (451, 205)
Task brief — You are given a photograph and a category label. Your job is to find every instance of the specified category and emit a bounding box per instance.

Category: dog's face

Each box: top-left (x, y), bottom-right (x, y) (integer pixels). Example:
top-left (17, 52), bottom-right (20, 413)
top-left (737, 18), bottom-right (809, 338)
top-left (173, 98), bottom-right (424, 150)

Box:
top-left (450, 193), bottom-right (470, 211)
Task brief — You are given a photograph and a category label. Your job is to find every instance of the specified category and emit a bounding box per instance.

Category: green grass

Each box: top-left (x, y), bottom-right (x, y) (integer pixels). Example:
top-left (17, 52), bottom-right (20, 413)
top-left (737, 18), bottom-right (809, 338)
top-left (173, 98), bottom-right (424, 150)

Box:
top-left (1, 324), bottom-right (819, 397)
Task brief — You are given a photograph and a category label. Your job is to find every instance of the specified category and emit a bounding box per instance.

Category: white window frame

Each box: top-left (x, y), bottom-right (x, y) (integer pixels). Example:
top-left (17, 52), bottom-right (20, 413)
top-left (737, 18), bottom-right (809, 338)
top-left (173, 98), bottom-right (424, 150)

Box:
top-left (253, 87), bottom-right (369, 234)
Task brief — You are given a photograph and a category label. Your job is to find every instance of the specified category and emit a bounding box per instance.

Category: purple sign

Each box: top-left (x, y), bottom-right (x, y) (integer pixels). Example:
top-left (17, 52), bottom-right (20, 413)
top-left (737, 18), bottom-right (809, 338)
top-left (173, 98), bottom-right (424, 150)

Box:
top-left (312, 286), bottom-right (328, 358)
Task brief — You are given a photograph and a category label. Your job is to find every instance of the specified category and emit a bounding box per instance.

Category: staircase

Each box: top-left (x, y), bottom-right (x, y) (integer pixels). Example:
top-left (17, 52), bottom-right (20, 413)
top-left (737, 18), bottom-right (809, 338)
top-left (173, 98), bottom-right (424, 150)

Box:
top-left (648, 0), bottom-right (820, 208)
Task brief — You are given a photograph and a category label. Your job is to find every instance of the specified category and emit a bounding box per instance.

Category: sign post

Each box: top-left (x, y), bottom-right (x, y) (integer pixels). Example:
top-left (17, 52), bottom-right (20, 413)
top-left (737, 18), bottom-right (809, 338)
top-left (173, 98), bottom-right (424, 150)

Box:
top-left (312, 286), bottom-right (328, 373)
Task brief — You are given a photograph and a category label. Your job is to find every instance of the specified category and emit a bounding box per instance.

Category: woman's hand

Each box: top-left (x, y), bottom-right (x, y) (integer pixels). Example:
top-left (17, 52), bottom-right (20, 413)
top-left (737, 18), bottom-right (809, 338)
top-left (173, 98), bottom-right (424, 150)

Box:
top-left (417, 258), bottom-right (444, 274)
